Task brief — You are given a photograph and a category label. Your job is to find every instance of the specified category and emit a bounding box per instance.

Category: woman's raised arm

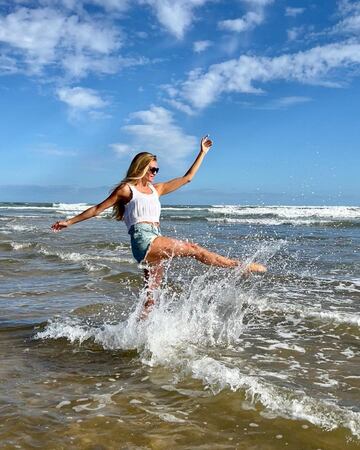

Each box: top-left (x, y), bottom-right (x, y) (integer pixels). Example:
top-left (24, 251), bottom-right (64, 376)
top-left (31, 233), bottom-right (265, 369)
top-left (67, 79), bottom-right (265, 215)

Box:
top-left (51, 184), bottom-right (131, 232)
top-left (155, 136), bottom-right (212, 196)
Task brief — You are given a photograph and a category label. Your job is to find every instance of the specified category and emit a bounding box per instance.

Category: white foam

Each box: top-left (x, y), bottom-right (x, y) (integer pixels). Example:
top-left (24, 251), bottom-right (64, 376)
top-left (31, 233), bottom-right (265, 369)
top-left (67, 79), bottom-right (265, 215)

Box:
top-left (0, 206), bottom-right (54, 210)
top-left (7, 224), bottom-right (36, 232)
top-left (252, 298), bottom-right (360, 328)
top-left (56, 400), bottom-right (71, 409)
top-left (209, 205), bottom-right (360, 220)
top-left (334, 282), bottom-right (360, 293)
top-left (206, 217), bottom-right (333, 226)
top-left (153, 412), bottom-right (186, 423)
top-left (341, 348), bottom-right (355, 359)
top-left (162, 207), bottom-right (206, 211)
top-left (37, 246), bottom-right (134, 266)
top-left (267, 343), bottom-right (306, 353)
top-left (10, 241), bottom-right (32, 250)
top-left (54, 203), bottom-right (90, 212)
top-left (168, 215), bottom-right (193, 220)
top-left (189, 356), bottom-right (360, 437)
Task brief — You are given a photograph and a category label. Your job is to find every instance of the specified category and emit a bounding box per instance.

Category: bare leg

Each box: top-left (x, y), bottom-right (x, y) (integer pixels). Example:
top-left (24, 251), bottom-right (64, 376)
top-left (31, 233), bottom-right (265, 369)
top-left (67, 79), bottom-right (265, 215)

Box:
top-left (145, 236), bottom-right (266, 273)
top-left (141, 263), bottom-right (164, 319)
top-left (139, 236), bottom-right (266, 318)
top-left (145, 236), bottom-right (236, 267)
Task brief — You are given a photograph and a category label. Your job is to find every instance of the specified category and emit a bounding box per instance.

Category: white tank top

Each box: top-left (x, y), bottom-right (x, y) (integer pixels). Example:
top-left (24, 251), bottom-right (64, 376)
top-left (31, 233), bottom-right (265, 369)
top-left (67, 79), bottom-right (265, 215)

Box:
top-left (123, 183), bottom-right (161, 230)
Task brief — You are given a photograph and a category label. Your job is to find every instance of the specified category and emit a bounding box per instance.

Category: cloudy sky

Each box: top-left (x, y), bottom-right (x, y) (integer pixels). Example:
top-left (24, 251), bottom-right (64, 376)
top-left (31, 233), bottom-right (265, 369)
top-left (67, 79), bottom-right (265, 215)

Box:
top-left (0, 0), bottom-right (359, 204)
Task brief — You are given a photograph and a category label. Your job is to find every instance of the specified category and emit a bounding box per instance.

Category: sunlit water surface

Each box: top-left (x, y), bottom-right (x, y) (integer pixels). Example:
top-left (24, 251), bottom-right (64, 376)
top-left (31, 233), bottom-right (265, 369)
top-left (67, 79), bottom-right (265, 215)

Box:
top-left (0, 202), bottom-right (359, 449)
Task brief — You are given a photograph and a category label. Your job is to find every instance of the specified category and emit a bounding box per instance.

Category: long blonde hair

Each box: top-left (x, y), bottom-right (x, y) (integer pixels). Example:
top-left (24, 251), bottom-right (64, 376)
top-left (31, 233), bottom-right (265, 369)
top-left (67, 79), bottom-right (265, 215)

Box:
top-left (112, 152), bottom-right (157, 221)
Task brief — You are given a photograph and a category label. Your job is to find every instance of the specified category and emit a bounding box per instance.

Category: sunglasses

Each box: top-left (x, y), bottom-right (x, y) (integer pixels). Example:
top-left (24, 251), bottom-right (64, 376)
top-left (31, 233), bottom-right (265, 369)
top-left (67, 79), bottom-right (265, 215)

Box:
top-left (149, 167), bottom-right (159, 175)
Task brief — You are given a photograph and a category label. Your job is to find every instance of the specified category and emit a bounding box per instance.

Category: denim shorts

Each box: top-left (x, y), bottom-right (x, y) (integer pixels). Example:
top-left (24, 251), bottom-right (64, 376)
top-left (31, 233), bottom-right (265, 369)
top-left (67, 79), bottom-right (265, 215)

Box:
top-left (128, 223), bottom-right (161, 263)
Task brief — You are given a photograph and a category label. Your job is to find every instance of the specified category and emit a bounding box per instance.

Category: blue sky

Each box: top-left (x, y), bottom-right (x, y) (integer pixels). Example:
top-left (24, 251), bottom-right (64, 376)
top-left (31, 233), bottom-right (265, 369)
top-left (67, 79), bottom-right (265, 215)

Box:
top-left (0, 0), bottom-right (359, 205)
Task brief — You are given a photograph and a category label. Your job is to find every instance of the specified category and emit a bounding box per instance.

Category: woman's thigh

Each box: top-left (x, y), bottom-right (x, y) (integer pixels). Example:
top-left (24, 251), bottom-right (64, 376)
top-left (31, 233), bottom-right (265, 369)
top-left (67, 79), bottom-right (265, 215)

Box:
top-left (145, 236), bottom-right (196, 263)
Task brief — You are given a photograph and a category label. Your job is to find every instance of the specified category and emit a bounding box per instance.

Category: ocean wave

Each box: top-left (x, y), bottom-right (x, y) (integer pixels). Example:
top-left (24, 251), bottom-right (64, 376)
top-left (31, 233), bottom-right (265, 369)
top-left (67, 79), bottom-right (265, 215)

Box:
top-left (190, 356), bottom-right (360, 437)
top-left (209, 205), bottom-right (360, 223)
top-left (0, 202), bottom-right (92, 214)
top-left (252, 297), bottom-right (360, 327)
top-left (6, 224), bottom-right (37, 232)
top-left (0, 205), bottom-right (55, 210)
top-left (162, 206), bottom-right (207, 211)
top-left (205, 217), bottom-right (359, 227)
top-left (1, 202), bottom-right (359, 227)
top-left (166, 215), bottom-right (194, 220)
top-left (209, 205), bottom-right (360, 220)
top-left (10, 241), bottom-right (33, 251)
top-left (37, 245), bottom-right (134, 267)
top-left (54, 202), bottom-right (91, 213)
top-left (5, 238), bottom-right (133, 265)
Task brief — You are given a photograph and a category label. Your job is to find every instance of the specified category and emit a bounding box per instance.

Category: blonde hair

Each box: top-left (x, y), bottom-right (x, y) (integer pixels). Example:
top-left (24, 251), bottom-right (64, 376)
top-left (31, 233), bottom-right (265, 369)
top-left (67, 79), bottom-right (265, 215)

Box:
top-left (112, 152), bottom-right (157, 221)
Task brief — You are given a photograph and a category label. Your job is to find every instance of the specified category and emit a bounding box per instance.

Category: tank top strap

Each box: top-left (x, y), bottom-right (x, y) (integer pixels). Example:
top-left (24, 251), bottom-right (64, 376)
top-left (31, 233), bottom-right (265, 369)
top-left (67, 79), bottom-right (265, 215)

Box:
top-left (127, 183), bottom-right (137, 198)
top-left (148, 183), bottom-right (158, 196)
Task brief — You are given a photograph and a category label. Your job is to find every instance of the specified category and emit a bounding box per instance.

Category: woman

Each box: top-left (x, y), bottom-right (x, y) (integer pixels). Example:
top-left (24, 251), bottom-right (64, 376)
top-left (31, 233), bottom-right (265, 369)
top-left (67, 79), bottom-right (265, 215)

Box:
top-left (52, 136), bottom-right (266, 316)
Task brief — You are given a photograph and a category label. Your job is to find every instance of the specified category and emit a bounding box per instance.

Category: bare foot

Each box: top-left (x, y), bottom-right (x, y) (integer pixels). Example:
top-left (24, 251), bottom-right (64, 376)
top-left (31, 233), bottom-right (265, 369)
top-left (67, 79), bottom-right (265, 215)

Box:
top-left (247, 262), bottom-right (267, 273)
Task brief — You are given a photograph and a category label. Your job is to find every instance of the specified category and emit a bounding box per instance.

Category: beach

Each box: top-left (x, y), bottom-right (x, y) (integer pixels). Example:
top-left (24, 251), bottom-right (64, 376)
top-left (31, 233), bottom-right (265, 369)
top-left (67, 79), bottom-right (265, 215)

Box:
top-left (0, 202), bottom-right (359, 449)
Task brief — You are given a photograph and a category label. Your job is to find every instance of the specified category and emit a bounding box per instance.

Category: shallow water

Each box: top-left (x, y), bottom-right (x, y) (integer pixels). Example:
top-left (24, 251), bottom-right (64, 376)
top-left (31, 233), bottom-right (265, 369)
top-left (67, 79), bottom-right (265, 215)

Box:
top-left (0, 202), bottom-right (359, 449)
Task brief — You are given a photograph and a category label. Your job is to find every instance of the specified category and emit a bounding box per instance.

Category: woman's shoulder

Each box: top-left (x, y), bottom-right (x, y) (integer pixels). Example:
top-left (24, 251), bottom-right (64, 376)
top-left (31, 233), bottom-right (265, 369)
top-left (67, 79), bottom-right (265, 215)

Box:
top-left (114, 183), bottom-right (132, 200)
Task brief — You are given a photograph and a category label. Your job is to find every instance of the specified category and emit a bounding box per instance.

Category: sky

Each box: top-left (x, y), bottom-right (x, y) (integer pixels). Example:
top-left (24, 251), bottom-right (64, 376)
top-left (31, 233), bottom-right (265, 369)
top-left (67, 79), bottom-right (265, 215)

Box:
top-left (0, 0), bottom-right (359, 205)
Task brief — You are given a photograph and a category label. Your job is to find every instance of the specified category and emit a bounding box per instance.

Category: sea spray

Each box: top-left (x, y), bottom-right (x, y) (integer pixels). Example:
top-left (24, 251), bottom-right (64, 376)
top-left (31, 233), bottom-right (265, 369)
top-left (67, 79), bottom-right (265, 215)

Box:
top-left (35, 236), bottom-right (276, 351)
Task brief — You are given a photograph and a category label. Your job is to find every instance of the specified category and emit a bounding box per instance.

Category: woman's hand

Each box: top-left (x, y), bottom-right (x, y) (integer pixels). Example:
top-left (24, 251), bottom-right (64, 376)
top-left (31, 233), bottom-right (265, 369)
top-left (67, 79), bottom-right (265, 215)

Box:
top-left (200, 135), bottom-right (213, 154)
top-left (51, 220), bottom-right (69, 232)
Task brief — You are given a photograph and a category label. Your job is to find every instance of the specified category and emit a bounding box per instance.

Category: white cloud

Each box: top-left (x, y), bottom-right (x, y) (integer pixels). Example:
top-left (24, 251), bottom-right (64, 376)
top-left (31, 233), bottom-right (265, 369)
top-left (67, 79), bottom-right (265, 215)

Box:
top-left (61, 54), bottom-right (118, 78)
top-left (241, 0), bottom-right (273, 6)
top-left (140, 0), bottom-right (209, 39)
top-left (218, 0), bottom-right (273, 35)
top-left (287, 26), bottom-right (304, 41)
top-left (0, 6), bottom-right (122, 76)
top-left (112, 105), bottom-right (197, 165)
top-left (218, 11), bottom-right (263, 33)
top-left (87, 0), bottom-right (129, 12)
top-left (0, 54), bottom-right (19, 74)
top-left (64, 14), bottom-right (120, 54)
top-left (285, 7), bottom-right (305, 17)
top-left (340, 14), bottom-right (360, 33)
top-left (37, 0), bottom-right (129, 13)
top-left (57, 86), bottom-right (107, 111)
top-left (334, 0), bottom-right (360, 35)
top-left (61, 54), bottom-right (147, 78)
top-left (173, 40), bottom-right (360, 109)
top-left (258, 96), bottom-right (312, 110)
top-left (337, 0), bottom-right (360, 16)
top-left (165, 98), bottom-right (195, 115)
top-left (110, 143), bottom-right (133, 157)
top-left (193, 40), bottom-right (212, 53)
top-left (0, 8), bottom-right (65, 70)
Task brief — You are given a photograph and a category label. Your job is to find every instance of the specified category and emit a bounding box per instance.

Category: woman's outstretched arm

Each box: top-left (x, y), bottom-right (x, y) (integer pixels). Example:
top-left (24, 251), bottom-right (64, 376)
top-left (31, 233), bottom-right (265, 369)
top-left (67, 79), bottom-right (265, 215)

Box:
top-left (155, 136), bottom-right (212, 196)
top-left (51, 184), bottom-right (131, 232)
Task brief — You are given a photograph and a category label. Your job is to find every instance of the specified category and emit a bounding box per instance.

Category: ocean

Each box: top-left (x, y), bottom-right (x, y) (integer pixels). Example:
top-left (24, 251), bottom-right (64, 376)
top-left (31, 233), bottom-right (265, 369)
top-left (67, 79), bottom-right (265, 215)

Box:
top-left (0, 201), bottom-right (359, 449)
